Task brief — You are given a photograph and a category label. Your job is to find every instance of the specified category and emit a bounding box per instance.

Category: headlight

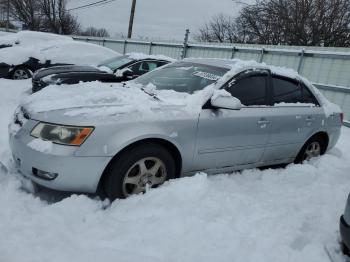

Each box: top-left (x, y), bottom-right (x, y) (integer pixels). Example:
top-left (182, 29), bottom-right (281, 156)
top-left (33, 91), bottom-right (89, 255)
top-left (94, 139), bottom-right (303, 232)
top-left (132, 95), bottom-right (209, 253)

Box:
top-left (31, 123), bottom-right (94, 146)
top-left (42, 75), bottom-right (61, 85)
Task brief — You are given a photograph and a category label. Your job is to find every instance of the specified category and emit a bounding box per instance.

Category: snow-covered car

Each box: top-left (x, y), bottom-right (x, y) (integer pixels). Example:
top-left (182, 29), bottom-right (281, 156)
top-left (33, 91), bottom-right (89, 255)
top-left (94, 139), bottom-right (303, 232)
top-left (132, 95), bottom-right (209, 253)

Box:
top-left (0, 31), bottom-right (119, 80)
top-left (8, 58), bottom-right (343, 200)
top-left (31, 53), bottom-right (175, 93)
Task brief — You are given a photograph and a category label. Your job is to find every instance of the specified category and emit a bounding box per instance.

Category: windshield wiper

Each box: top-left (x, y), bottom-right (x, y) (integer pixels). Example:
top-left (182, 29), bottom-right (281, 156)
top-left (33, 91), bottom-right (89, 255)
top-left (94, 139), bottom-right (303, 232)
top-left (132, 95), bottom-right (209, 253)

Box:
top-left (141, 87), bottom-right (160, 101)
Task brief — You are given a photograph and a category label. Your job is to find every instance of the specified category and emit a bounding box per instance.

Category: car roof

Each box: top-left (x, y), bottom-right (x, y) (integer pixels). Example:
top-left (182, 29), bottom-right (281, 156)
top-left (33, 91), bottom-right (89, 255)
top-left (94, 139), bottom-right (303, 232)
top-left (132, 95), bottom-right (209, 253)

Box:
top-left (183, 58), bottom-right (244, 69)
top-left (126, 53), bottom-right (176, 62)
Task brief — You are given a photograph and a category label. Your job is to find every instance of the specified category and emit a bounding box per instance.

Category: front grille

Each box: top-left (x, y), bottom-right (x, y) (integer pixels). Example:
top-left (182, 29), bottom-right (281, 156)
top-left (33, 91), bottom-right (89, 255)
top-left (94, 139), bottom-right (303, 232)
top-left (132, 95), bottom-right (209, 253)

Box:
top-left (13, 107), bottom-right (30, 127)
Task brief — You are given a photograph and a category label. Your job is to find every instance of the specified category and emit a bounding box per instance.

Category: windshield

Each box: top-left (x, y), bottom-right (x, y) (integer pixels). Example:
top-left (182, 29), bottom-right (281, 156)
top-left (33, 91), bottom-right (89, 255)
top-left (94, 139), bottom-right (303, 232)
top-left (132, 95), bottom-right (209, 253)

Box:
top-left (98, 55), bottom-right (133, 71)
top-left (135, 62), bottom-right (228, 93)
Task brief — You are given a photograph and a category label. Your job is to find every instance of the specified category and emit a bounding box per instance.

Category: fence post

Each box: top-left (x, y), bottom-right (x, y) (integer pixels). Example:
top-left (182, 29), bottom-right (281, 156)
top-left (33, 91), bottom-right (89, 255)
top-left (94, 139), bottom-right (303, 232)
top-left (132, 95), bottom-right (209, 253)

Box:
top-left (181, 29), bottom-right (190, 59)
top-left (231, 46), bottom-right (236, 59)
top-left (259, 48), bottom-right (265, 63)
top-left (149, 42), bottom-right (153, 55)
top-left (123, 40), bottom-right (127, 55)
top-left (297, 48), bottom-right (305, 73)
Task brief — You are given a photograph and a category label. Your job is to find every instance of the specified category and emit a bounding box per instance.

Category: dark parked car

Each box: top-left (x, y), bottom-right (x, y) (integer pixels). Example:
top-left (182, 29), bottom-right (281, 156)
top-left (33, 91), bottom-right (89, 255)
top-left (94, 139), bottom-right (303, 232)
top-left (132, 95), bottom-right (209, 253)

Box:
top-left (32, 54), bottom-right (175, 93)
top-left (0, 31), bottom-right (119, 80)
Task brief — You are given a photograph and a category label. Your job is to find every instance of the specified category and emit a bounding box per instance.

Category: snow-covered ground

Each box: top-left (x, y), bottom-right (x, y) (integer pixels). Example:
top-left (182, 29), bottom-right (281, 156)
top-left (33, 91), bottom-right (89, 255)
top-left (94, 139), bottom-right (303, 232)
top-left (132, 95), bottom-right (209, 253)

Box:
top-left (0, 79), bottom-right (349, 262)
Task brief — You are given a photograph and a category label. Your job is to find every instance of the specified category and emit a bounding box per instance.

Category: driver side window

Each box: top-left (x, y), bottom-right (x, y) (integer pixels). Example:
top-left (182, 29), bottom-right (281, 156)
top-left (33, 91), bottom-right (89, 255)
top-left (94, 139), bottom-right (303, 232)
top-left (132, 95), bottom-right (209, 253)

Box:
top-left (128, 61), bottom-right (158, 76)
top-left (225, 74), bottom-right (269, 106)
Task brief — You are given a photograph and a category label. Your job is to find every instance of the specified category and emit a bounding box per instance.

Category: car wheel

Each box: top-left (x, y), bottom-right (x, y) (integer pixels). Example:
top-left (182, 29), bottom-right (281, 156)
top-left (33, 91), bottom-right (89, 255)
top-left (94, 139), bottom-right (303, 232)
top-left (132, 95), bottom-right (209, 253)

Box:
top-left (104, 143), bottom-right (176, 200)
top-left (295, 135), bottom-right (326, 163)
top-left (12, 66), bottom-right (32, 80)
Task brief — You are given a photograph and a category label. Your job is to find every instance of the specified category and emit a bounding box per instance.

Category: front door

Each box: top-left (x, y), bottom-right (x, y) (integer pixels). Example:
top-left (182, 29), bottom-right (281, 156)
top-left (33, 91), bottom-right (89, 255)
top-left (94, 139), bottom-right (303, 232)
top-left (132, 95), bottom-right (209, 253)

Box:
top-left (194, 71), bottom-right (271, 171)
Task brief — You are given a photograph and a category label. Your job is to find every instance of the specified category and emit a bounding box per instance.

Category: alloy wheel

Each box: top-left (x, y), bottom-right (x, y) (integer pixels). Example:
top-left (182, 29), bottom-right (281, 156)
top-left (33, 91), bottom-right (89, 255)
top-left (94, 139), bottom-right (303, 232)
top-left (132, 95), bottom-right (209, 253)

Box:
top-left (303, 141), bottom-right (321, 161)
top-left (122, 157), bottom-right (167, 196)
top-left (13, 69), bottom-right (30, 80)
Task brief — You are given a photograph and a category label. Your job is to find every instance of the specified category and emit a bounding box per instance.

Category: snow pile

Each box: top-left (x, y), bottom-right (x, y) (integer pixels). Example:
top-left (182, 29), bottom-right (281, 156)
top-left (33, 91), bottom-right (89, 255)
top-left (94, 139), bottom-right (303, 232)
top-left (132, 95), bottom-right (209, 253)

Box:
top-left (0, 31), bottom-right (120, 66)
top-left (0, 31), bottom-right (72, 46)
top-left (1, 79), bottom-right (350, 262)
top-left (0, 79), bottom-right (30, 161)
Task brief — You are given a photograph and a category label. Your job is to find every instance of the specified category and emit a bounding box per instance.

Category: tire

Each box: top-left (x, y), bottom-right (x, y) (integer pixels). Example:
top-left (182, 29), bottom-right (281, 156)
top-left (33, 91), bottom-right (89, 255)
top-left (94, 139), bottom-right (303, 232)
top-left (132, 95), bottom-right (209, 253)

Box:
top-left (103, 143), bottom-right (176, 200)
top-left (342, 242), bottom-right (350, 256)
top-left (12, 66), bottom-right (32, 80)
top-left (294, 135), bottom-right (326, 164)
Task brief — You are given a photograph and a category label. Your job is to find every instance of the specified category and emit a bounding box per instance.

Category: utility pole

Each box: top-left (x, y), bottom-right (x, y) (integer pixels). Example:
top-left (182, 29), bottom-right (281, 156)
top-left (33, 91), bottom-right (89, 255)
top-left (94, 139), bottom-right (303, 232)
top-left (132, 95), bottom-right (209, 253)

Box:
top-left (6, 0), bottom-right (9, 31)
top-left (127, 0), bottom-right (137, 38)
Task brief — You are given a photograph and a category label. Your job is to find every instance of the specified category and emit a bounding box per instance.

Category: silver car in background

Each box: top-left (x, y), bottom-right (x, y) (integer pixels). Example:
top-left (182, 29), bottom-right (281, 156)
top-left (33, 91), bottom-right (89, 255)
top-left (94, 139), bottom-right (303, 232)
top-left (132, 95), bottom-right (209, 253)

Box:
top-left (9, 58), bottom-right (343, 200)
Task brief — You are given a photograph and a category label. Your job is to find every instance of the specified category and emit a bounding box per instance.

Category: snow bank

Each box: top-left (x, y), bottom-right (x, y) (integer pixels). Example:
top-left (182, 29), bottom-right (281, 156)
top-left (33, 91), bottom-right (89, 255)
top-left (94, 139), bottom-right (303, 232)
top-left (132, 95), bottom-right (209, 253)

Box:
top-left (0, 31), bottom-right (72, 46)
top-left (0, 79), bottom-right (30, 161)
top-left (1, 78), bottom-right (350, 262)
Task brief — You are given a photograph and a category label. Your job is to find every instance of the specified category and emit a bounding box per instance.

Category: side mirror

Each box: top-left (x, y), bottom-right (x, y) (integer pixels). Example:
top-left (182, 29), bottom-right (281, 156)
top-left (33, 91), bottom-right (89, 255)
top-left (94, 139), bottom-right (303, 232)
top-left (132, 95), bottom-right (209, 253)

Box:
top-left (122, 69), bottom-right (134, 79)
top-left (211, 90), bottom-right (242, 110)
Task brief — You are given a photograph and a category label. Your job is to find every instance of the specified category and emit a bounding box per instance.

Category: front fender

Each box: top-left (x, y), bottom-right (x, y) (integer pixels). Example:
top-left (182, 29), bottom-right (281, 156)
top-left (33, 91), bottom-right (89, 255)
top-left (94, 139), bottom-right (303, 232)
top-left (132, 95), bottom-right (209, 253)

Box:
top-left (75, 119), bottom-right (199, 173)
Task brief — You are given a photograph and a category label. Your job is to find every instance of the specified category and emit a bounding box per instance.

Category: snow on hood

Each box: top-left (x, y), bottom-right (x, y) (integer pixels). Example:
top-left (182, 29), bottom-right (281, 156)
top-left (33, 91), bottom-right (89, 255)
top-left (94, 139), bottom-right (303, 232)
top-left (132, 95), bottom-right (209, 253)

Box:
top-left (0, 34), bottom-right (119, 66)
top-left (21, 81), bottom-right (213, 123)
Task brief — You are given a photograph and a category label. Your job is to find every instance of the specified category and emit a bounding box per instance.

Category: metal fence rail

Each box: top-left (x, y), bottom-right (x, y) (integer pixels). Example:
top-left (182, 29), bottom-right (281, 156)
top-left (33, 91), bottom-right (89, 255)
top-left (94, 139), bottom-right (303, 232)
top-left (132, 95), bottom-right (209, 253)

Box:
top-left (73, 35), bottom-right (350, 121)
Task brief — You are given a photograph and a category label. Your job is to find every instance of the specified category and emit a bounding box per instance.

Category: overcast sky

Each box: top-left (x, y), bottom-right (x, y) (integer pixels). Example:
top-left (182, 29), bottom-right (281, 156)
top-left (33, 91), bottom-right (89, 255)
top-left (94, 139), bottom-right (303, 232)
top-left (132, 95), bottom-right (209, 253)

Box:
top-left (68, 0), bottom-right (249, 40)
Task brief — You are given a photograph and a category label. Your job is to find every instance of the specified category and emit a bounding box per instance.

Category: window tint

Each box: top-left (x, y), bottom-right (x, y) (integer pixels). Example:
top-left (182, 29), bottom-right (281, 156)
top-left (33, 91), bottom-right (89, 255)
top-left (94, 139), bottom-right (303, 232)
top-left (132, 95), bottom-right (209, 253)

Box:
top-left (272, 77), bottom-right (302, 104)
top-left (301, 83), bottom-right (318, 104)
top-left (272, 77), bottom-right (318, 105)
top-left (226, 75), bottom-right (268, 106)
top-left (128, 61), bottom-right (159, 75)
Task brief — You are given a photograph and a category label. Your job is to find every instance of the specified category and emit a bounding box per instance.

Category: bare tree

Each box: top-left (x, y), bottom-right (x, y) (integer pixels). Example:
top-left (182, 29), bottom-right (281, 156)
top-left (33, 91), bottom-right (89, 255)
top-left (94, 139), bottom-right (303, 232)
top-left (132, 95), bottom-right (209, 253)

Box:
top-left (80, 26), bottom-right (110, 37)
top-left (238, 0), bottom-right (350, 46)
top-left (10, 0), bottom-right (42, 30)
top-left (195, 13), bottom-right (244, 43)
top-left (40, 0), bottom-right (80, 34)
top-left (197, 0), bottom-right (350, 47)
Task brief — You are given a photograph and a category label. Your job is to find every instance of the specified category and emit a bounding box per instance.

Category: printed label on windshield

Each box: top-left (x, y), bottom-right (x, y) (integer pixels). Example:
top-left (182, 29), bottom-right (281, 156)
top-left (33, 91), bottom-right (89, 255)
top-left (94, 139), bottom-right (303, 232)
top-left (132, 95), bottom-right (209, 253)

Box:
top-left (192, 71), bottom-right (221, 81)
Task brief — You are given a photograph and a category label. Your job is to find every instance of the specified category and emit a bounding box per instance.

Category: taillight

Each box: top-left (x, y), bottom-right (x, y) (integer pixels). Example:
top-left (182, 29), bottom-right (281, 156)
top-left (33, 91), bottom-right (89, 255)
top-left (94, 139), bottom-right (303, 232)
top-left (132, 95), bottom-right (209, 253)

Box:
top-left (340, 113), bottom-right (344, 124)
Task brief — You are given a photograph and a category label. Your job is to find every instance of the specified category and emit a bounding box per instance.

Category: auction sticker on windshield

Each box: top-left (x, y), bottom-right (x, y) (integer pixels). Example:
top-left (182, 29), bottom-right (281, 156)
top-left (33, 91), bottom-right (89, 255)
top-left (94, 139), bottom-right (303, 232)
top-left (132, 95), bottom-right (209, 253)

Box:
top-left (192, 71), bottom-right (221, 81)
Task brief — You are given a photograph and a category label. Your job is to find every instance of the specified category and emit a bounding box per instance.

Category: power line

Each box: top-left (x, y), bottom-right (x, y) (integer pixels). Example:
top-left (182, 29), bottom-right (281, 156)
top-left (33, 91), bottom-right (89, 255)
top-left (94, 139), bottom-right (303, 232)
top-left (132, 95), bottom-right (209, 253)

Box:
top-left (68, 0), bottom-right (118, 12)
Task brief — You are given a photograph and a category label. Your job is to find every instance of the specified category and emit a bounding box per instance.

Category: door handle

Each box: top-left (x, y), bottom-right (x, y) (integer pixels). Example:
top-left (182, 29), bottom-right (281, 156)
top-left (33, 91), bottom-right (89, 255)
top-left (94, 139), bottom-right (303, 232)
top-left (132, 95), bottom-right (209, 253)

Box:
top-left (257, 119), bottom-right (270, 128)
top-left (257, 120), bottom-right (270, 125)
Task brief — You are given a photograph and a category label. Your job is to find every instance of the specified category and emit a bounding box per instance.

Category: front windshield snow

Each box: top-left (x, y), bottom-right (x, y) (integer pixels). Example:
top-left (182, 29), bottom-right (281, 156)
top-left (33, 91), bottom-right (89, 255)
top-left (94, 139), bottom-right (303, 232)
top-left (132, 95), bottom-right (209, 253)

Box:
top-left (98, 55), bottom-right (133, 71)
top-left (135, 62), bottom-right (228, 94)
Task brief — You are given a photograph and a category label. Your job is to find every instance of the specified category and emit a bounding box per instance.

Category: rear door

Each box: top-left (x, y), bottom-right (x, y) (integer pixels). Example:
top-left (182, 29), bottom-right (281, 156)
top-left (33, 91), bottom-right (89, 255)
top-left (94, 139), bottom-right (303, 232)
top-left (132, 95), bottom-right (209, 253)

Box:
top-left (261, 75), bottom-right (324, 162)
top-left (194, 70), bottom-right (271, 171)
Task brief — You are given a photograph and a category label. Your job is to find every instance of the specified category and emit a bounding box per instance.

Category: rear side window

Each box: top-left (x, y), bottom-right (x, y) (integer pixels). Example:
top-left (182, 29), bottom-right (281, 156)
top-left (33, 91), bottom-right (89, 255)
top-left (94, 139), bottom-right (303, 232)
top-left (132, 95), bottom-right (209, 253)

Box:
top-left (272, 76), bottom-right (318, 105)
top-left (226, 74), bottom-right (268, 106)
top-left (129, 61), bottom-right (160, 75)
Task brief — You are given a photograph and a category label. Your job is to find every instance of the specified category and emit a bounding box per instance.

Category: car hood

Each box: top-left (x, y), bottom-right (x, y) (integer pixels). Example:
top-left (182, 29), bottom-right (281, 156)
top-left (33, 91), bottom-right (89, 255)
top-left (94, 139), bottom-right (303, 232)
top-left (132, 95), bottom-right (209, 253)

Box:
top-left (34, 65), bottom-right (103, 79)
top-left (20, 82), bottom-right (211, 126)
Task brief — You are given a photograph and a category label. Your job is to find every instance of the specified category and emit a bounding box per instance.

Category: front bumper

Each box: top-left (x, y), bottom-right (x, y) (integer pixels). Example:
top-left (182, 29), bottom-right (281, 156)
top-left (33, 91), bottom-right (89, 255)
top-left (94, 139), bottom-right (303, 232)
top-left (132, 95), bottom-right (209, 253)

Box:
top-left (32, 78), bottom-right (48, 93)
top-left (9, 120), bottom-right (111, 193)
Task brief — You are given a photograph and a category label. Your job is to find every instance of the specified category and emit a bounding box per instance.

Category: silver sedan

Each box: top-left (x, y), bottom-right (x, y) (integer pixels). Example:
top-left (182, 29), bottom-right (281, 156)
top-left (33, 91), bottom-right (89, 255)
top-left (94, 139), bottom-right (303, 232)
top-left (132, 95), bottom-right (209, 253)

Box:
top-left (9, 58), bottom-right (343, 200)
